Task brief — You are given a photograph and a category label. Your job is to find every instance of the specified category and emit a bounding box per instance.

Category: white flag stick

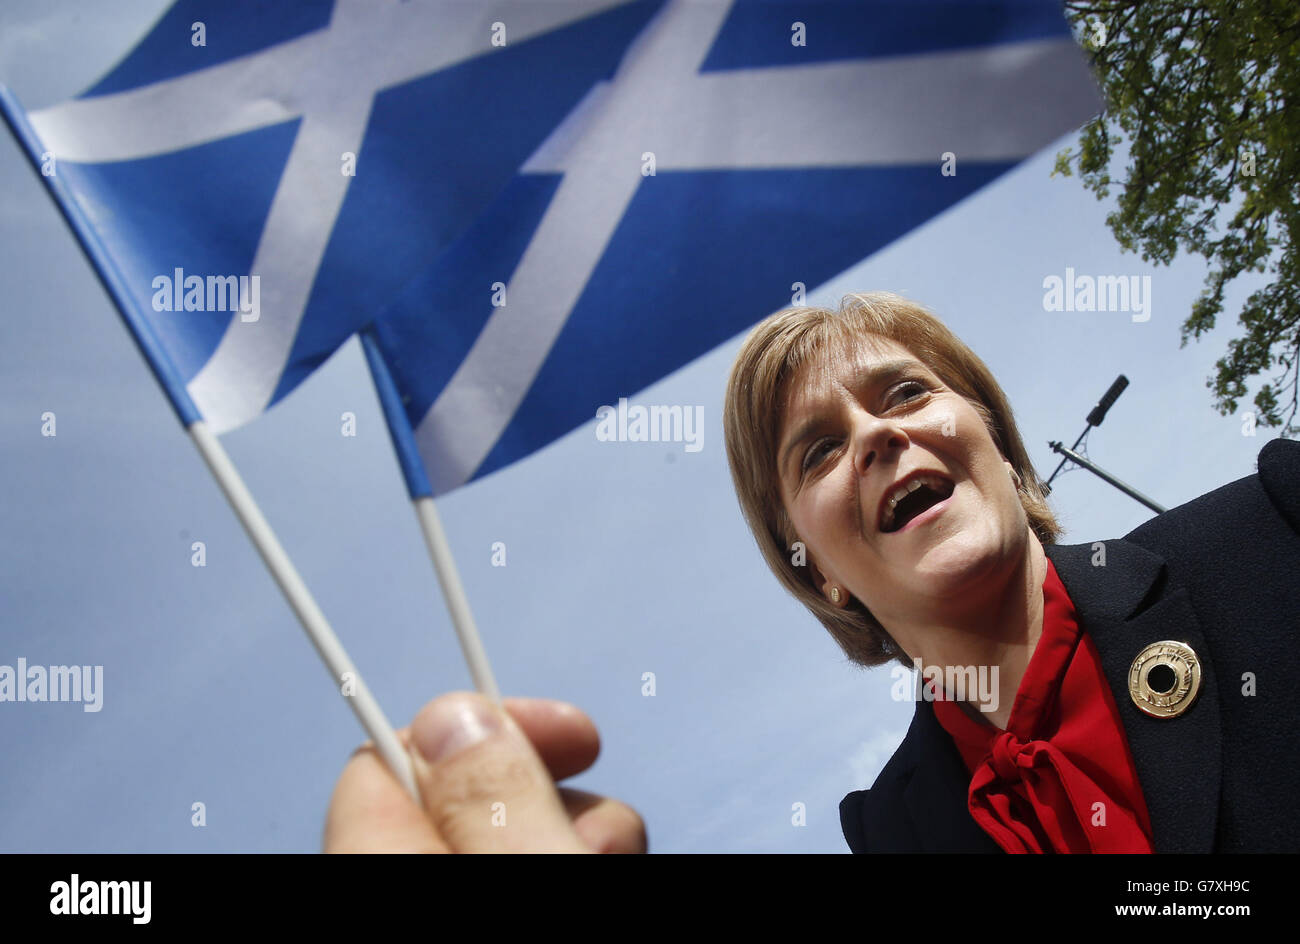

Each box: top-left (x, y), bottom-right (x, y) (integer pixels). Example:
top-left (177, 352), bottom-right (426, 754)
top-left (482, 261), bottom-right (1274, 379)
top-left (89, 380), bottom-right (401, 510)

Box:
top-left (412, 497), bottom-right (501, 704)
top-left (0, 88), bottom-right (418, 802)
top-left (188, 419), bottom-right (418, 800)
top-left (356, 327), bottom-right (501, 704)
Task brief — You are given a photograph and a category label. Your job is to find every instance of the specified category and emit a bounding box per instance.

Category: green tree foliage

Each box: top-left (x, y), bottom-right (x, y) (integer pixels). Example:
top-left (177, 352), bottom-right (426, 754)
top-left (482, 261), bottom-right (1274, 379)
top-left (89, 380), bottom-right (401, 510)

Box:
top-left (1054, 1), bottom-right (1299, 435)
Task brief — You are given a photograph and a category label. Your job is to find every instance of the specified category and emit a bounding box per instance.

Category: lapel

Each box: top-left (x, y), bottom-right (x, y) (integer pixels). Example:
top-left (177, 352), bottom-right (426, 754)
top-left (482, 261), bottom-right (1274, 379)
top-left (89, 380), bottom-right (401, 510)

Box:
top-left (895, 539), bottom-right (1222, 853)
top-left (900, 700), bottom-right (1004, 852)
top-left (1043, 540), bottom-right (1222, 853)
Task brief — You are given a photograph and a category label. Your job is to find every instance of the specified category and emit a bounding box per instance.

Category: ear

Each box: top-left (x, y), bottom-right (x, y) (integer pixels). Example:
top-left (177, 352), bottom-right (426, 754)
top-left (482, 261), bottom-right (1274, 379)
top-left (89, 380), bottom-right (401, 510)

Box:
top-left (806, 552), bottom-right (848, 608)
top-left (1002, 457), bottom-right (1022, 489)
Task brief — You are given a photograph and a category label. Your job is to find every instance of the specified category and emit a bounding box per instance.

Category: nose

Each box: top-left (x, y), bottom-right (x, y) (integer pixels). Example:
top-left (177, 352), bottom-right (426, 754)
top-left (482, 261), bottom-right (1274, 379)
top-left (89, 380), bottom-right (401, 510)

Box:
top-left (851, 406), bottom-right (909, 477)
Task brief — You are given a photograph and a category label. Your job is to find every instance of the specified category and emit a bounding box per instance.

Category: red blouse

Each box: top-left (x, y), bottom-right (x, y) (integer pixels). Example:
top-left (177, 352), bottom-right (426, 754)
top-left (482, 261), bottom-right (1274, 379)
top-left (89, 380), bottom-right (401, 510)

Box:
top-left (931, 558), bottom-right (1155, 853)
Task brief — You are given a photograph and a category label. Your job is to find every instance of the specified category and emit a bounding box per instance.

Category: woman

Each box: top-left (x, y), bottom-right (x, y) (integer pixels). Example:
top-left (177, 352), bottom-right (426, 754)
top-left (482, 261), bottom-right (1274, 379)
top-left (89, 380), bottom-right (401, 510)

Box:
top-left (324, 291), bottom-right (1299, 853)
top-left (722, 291), bottom-right (1300, 853)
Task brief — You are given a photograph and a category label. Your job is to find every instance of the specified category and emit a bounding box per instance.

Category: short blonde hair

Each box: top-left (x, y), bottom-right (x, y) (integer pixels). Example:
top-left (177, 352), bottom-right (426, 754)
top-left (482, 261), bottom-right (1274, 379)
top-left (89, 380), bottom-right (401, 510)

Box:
top-left (722, 292), bottom-right (1061, 669)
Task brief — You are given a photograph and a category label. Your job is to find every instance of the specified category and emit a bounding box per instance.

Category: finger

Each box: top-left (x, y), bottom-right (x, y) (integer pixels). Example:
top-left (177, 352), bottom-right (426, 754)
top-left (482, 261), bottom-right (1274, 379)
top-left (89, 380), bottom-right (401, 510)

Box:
top-left (324, 731), bottom-right (448, 853)
top-left (409, 692), bottom-right (591, 853)
top-left (559, 787), bottom-right (648, 854)
top-left (499, 697), bottom-right (600, 781)
top-left (325, 699), bottom-right (600, 854)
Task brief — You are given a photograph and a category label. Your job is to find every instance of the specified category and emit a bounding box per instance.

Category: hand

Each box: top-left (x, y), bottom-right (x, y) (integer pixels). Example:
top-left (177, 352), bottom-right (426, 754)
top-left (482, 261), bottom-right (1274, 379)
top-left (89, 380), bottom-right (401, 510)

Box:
top-left (324, 692), bottom-right (647, 853)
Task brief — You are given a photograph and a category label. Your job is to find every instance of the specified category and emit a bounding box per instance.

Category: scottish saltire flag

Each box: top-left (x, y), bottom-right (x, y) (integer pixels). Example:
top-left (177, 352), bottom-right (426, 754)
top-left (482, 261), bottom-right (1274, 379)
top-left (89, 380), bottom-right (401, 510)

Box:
top-left (366, 0), bottom-right (1102, 497)
top-left (1, 0), bottom-right (660, 431)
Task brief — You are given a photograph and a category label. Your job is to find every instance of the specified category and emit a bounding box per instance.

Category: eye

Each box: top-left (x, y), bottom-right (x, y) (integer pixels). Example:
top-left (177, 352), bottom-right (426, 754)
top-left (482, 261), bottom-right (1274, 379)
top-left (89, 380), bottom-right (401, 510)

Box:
top-left (800, 437), bottom-right (838, 474)
top-left (887, 380), bottom-right (929, 407)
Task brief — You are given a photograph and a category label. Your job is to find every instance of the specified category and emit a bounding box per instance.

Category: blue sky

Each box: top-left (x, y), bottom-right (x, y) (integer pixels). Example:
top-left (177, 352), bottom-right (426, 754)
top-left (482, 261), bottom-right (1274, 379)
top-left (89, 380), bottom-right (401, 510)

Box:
top-left (0, 1), bottom-right (1276, 853)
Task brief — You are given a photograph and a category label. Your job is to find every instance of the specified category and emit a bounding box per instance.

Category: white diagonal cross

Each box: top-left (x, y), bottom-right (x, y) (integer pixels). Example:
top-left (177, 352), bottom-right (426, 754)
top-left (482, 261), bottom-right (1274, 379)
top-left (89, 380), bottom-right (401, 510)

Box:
top-left (30, 0), bottom-right (634, 432)
top-left (414, 0), bottom-right (1099, 492)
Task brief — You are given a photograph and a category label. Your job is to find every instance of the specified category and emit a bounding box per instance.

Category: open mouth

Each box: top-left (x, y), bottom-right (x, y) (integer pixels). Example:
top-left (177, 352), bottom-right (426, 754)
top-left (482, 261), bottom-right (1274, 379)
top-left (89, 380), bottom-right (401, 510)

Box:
top-left (878, 473), bottom-right (955, 533)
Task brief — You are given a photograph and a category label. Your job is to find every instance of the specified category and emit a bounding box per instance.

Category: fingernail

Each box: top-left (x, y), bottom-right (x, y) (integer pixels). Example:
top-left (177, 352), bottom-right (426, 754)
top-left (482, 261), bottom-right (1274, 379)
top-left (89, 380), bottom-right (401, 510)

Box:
top-left (411, 696), bottom-right (503, 763)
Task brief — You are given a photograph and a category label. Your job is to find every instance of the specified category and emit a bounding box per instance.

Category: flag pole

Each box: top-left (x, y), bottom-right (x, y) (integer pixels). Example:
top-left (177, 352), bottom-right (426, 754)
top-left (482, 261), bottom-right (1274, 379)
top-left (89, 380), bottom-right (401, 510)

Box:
top-left (188, 421), bottom-right (419, 798)
top-left (359, 329), bottom-right (501, 704)
top-left (411, 496), bottom-right (501, 703)
top-left (1, 84), bottom-right (418, 801)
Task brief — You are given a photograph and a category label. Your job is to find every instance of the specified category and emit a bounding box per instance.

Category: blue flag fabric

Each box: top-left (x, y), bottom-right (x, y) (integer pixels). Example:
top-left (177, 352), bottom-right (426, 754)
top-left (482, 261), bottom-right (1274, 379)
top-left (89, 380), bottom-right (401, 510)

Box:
top-left (366, 0), bottom-right (1102, 496)
top-left (3, 0), bottom-right (661, 431)
top-left (4, 0), bottom-right (1100, 491)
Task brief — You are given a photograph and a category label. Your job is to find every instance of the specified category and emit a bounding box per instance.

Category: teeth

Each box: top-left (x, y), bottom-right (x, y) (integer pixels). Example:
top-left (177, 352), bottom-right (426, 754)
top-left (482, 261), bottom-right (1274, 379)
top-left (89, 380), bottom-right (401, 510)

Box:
top-left (880, 474), bottom-right (950, 532)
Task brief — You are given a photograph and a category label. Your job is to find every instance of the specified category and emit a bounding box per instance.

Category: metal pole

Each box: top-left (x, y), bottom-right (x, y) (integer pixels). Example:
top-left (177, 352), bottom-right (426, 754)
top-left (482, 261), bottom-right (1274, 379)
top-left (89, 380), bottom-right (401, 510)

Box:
top-left (1047, 441), bottom-right (1167, 514)
top-left (1044, 425), bottom-right (1089, 490)
top-left (1045, 376), bottom-right (1131, 491)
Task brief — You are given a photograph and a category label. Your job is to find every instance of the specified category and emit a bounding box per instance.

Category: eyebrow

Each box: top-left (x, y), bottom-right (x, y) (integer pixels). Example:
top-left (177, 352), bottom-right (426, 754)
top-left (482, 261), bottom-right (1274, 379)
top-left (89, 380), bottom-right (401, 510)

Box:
top-left (778, 358), bottom-right (918, 480)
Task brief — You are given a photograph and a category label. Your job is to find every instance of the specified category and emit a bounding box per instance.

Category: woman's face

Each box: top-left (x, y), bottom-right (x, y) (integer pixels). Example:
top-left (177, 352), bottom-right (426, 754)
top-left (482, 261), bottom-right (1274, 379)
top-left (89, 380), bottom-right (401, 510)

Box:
top-left (776, 334), bottom-right (1030, 640)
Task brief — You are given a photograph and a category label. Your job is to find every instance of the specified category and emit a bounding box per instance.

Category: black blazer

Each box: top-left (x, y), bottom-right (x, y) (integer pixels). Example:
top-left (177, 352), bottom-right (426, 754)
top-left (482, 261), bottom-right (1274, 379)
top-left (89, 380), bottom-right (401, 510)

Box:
top-left (839, 436), bottom-right (1300, 853)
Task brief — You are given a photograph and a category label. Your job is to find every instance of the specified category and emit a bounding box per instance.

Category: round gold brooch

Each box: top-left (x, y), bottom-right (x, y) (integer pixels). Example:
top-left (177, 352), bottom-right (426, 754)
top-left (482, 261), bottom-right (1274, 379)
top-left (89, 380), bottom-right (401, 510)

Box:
top-left (1128, 640), bottom-right (1202, 719)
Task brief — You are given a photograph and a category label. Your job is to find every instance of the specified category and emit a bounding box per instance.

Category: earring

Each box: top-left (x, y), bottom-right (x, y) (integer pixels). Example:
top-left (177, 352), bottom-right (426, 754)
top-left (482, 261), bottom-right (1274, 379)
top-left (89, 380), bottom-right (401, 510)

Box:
top-left (830, 587), bottom-right (841, 604)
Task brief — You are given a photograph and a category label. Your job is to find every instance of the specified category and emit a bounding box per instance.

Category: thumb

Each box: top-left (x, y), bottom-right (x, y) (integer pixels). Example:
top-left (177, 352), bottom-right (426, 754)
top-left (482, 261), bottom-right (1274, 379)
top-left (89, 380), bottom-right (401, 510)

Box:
top-left (407, 692), bottom-right (591, 853)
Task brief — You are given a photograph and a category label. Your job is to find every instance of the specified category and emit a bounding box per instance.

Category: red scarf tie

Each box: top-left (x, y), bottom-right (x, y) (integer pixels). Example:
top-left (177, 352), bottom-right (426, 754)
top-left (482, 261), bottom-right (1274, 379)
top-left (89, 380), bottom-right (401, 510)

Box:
top-left (932, 558), bottom-right (1154, 853)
